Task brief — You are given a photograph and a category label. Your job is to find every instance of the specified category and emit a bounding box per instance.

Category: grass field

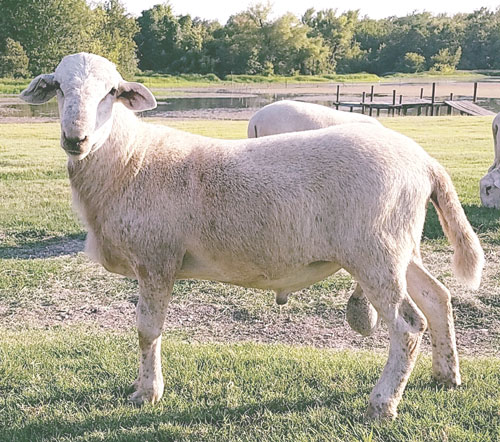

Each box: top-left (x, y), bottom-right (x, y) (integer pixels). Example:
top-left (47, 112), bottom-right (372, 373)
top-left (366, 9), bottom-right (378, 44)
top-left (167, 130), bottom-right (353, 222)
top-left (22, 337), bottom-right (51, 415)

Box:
top-left (0, 116), bottom-right (499, 441)
top-left (1, 330), bottom-right (499, 442)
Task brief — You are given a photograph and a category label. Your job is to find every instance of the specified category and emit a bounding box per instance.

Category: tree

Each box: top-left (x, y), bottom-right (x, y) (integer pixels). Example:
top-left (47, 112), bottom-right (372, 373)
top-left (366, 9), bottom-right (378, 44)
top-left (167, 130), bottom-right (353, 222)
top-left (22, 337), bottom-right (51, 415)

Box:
top-left (0, 0), bottom-right (95, 74)
top-left (398, 52), bottom-right (426, 73)
top-left (430, 46), bottom-right (462, 72)
top-left (219, 4), bottom-right (272, 75)
top-left (268, 13), bottom-right (329, 75)
top-left (460, 8), bottom-right (500, 69)
top-left (0, 38), bottom-right (29, 77)
top-left (213, 4), bottom-right (329, 76)
top-left (303, 8), bottom-right (360, 72)
top-left (135, 3), bottom-right (181, 72)
top-left (90, 0), bottom-right (139, 78)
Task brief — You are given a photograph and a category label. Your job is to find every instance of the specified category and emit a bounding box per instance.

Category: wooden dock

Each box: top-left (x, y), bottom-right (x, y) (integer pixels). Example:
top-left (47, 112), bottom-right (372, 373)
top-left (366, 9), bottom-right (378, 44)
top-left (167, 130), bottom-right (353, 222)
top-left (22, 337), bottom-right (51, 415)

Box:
top-left (334, 99), bottom-right (494, 117)
top-left (330, 82), bottom-right (496, 117)
top-left (443, 100), bottom-right (495, 116)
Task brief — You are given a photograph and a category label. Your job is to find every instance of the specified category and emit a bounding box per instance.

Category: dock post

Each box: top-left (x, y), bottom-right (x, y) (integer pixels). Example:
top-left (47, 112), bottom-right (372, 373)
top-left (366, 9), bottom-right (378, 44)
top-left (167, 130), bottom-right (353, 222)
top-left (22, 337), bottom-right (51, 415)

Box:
top-left (473, 82), bottom-right (478, 102)
top-left (430, 82), bottom-right (436, 116)
top-left (361, 92), bottom-right (366, 114)
top-left (399, 95), bottom-right (403, 115)
top-left (420, 87), bottom-right (424, 99)
top-left (392, 90), bottom-right (396, 116)
top-left (369, 85), bottom-right (374, 116)
top-left (448, 93), bottom-right (453, 115)
top-left (336, 84), bottom-right (340, 103)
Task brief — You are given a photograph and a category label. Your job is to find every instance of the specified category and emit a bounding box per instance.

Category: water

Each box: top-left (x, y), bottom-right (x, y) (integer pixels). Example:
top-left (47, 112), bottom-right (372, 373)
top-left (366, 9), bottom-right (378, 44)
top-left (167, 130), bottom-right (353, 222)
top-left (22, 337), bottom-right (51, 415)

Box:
top-left (3, 94), bottom-right (500, 119)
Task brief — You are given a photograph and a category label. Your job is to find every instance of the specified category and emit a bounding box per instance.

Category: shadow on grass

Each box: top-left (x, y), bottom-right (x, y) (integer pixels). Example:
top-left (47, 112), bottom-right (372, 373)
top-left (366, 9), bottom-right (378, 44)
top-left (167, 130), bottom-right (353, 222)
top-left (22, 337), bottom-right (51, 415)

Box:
top-left (1, 205), bottom-right (496, 260)
top-left (423, 204), bottom-right (500, 241)
top-left (0, 233), bottom-right (85, 259)
top-left (0, 388), bottom-right (365, 441)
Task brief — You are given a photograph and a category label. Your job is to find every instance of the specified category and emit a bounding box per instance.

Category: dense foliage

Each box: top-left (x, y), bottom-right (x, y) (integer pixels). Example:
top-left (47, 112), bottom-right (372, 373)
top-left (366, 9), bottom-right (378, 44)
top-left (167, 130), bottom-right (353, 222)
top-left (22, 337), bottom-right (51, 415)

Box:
top-left (0, 1), bottom-right (500, 78)
top-left (0, 0), bottom-right (138, 77)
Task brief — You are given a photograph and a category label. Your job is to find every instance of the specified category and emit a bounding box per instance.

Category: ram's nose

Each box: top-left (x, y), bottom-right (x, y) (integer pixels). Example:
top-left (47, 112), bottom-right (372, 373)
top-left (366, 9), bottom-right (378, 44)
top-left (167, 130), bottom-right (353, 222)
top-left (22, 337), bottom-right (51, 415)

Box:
top-left (62, 132), bottom-right (89, 155)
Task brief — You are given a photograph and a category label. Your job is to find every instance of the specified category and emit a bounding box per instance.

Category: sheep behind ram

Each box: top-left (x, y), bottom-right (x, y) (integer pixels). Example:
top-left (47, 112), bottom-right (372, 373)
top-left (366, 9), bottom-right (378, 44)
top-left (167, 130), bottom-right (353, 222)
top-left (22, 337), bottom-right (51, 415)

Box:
top-left (247, 99), bottom-right (381, 138)
top-left (21, 53), bottom-right (483, 420)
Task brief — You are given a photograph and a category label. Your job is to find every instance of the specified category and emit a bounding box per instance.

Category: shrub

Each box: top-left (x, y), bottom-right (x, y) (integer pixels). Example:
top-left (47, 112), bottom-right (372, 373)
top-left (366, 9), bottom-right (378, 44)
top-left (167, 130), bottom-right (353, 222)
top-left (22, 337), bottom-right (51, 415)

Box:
top-left (398, 52), bottom-right (426, 73)
top-left (0, 38), bottom-right (29, 78)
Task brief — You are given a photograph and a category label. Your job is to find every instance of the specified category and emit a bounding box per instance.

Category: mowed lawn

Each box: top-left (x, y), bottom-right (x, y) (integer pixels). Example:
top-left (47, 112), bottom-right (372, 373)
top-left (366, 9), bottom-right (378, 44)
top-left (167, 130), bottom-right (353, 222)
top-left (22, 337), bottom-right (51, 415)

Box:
top-left (0, 117), bottom-right (499, 441)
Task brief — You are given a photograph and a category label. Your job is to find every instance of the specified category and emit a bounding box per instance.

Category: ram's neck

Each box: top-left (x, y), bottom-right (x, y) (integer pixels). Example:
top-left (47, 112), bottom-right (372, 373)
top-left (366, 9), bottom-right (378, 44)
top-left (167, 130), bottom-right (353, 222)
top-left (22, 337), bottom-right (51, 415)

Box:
top-left (67, 104), bottom-right (145, 215)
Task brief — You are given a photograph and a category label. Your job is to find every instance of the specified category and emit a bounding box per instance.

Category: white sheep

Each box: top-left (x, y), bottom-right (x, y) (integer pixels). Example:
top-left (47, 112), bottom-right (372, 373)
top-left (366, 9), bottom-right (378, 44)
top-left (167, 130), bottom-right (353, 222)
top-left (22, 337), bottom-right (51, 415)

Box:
top-left (247, 99), bottom-right (381, 138)
top-left (21, 53), bottom-right (483, 420)
top-left (480, 112), bottom-right (500, 208)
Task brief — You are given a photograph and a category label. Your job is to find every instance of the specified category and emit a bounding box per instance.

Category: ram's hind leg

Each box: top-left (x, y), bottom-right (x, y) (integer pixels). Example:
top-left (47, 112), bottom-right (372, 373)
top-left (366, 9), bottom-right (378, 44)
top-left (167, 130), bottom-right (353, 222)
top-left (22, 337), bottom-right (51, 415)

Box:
top-left (406, 260), bottom-right (460, 387)
top-left (360, 276), bottom-right (427, 420)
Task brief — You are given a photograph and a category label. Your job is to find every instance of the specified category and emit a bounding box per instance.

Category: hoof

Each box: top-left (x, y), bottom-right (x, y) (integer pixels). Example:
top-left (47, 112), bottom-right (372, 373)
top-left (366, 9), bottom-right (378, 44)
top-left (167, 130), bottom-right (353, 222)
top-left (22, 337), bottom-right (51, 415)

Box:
top-left (128, 388), bottom-right (162, 406)
top-left (346, 285), bottom-right (379, 336)
top-left (432, 371), bottom-right (461, 389)
top-left (365, 403), bottom-right (397, 421)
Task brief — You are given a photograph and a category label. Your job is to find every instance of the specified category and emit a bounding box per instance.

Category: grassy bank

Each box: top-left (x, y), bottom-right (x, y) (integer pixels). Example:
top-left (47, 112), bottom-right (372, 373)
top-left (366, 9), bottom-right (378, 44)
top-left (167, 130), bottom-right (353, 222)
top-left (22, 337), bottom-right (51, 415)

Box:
top-left (0, 70), bottom-right (487, 96)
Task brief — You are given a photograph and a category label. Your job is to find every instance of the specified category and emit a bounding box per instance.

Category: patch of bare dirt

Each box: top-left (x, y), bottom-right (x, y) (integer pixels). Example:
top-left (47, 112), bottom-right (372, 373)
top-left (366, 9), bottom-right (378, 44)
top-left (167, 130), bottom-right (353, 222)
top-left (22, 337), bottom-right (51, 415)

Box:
top-left (2, 290), bottom-right (497, 356)
top-left (1, 237), bottom-right (498, 356)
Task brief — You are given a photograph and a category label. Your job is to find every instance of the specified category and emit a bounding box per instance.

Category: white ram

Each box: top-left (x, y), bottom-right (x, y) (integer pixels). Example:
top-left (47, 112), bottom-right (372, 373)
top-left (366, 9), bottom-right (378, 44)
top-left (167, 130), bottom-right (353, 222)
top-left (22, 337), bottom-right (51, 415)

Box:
top-left (21, 53), bottom-right (483, 420)
top-left (247, 99), bottom-right (381, 138)
top-left (248, 100), bottom-right (382, 334)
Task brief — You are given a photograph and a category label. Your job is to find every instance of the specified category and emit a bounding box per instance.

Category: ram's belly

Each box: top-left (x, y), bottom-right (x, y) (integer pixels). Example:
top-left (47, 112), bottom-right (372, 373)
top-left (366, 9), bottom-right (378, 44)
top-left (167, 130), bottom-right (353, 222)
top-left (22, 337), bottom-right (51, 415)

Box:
top-left (177, 252), bottom-right (341, 293)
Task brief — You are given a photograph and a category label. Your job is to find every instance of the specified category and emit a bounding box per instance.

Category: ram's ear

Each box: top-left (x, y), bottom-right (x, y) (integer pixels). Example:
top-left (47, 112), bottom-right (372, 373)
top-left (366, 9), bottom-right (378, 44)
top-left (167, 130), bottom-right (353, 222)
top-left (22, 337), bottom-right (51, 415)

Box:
top-left (20, 74), bottom-right (57, 104)
top-left (493, 173), bottom-right (500, 189)
top-left (116, 81), bottom-right (157, 112)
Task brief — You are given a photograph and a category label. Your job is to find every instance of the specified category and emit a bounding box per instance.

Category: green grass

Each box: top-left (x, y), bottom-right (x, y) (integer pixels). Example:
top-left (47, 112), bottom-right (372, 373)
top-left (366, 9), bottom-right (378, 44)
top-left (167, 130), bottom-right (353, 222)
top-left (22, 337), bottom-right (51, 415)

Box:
top-left (223, 72), bottom-right (382, 84)
top-left (0, 77), bottom-right (30, 95)
top-left (1, 329), bottom-right (499, 442)
top-left (383, 70), bottom-right (486, 81)
top-left (0, 117), bottom-right (499, 440)
top-left (135, 73), bottom-right (222, 89)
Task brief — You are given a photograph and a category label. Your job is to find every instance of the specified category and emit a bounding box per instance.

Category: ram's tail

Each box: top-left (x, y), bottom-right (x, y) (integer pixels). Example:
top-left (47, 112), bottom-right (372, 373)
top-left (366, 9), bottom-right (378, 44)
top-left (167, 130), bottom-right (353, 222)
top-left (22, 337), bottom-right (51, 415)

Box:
top-left (430, 167), bottom-right (484, 289)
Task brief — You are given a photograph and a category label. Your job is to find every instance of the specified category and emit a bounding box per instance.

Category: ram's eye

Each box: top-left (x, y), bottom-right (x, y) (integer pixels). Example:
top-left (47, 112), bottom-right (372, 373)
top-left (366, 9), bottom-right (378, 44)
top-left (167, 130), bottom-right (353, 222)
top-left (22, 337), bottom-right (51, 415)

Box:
top-left (109, 87), bottom-right (117, 96)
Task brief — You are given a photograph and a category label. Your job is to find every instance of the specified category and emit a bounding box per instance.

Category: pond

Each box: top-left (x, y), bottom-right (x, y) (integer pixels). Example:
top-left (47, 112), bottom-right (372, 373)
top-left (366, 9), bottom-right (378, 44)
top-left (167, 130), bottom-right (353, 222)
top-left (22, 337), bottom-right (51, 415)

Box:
top-left (2, 94), bottom-right (500, 120)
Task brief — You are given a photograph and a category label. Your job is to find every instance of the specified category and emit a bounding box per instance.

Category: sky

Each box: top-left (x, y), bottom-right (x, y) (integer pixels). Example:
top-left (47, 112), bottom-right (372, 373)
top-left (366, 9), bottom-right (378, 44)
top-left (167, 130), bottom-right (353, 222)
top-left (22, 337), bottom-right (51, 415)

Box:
top-left (120, 0), bottom-right (500, 23)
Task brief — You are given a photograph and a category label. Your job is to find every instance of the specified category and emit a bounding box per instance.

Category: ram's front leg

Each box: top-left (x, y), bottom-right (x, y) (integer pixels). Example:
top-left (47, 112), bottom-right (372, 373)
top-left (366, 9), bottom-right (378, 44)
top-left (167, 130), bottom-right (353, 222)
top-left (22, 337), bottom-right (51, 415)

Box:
top-left (129, 267), bottom-right (174, 406)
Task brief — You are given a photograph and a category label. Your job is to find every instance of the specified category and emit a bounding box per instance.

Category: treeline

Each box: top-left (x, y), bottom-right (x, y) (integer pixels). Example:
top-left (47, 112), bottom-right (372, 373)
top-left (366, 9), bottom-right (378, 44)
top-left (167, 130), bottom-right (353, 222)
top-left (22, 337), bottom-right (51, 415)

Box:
top-left (1, 1), bottom-right (500, 79)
